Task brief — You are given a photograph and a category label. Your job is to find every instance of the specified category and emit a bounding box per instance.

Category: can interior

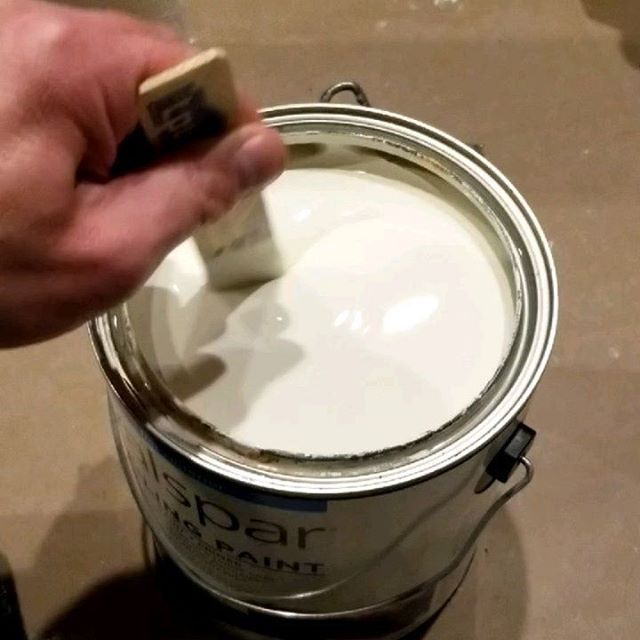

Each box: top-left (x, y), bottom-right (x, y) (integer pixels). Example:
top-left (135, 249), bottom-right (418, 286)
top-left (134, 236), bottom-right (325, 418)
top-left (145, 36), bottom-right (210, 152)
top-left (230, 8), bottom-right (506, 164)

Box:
top-left (116, 135), bottom-right (522, 463)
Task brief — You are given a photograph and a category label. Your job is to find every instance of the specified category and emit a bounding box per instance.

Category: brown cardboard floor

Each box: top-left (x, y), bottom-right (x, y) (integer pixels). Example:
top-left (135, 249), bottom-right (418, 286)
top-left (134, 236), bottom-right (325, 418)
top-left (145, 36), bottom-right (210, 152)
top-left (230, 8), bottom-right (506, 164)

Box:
top-left (1, 1), bottom-right (640, 638)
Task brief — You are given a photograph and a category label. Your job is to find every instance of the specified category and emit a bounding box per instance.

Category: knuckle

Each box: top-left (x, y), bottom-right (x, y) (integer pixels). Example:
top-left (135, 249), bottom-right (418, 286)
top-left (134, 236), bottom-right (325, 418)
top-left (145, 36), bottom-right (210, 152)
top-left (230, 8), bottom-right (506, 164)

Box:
top-left (27, 13), bottom-right (76, 61)
top-left (12, 12), bottom-right (77, 99)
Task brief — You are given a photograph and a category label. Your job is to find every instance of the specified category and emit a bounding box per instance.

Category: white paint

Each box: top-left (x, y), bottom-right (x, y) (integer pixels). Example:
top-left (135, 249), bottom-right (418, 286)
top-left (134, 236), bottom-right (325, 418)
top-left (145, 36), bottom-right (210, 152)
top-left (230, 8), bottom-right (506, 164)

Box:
top-left (128, 147), bottom-right (516, 456)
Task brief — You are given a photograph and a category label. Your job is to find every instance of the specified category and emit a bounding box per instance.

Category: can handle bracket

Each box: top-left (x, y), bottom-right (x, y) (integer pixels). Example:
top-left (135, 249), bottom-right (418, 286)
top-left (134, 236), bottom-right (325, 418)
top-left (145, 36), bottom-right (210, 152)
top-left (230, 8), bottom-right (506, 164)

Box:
top-left (320, 81), bottom-right (371, 107)
top-left (488, 424), bottom-right (536, 483)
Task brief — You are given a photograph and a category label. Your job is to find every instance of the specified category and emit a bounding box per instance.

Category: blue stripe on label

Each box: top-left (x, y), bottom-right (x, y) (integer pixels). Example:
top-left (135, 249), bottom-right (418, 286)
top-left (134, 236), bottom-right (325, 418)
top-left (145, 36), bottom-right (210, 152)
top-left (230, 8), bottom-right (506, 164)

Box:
top-left (133, 418), bottom-right (327, 513)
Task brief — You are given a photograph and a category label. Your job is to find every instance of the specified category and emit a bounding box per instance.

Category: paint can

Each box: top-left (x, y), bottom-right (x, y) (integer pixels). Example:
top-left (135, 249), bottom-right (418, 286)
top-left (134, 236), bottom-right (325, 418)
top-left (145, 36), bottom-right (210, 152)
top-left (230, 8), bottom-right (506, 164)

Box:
top-left (90, 82), bottom-right (557, 639)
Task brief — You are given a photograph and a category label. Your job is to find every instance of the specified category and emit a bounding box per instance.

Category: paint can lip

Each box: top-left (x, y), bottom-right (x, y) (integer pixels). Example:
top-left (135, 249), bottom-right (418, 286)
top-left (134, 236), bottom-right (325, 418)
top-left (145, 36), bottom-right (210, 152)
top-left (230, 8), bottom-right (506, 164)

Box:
top-left (90, 102), bottom-right (558, 498)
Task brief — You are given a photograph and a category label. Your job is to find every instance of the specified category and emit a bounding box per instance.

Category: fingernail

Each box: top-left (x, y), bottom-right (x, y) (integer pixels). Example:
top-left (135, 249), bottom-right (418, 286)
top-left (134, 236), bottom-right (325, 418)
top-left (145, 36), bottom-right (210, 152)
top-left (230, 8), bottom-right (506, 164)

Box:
top-left (233, 130), bottom-right (284, 191)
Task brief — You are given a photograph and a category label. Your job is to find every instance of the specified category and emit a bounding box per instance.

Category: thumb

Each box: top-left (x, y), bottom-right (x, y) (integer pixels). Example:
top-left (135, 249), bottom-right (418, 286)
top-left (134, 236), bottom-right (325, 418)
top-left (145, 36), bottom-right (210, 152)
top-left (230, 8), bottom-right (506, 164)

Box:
top-left (78, 122), bottom-right (285, 262)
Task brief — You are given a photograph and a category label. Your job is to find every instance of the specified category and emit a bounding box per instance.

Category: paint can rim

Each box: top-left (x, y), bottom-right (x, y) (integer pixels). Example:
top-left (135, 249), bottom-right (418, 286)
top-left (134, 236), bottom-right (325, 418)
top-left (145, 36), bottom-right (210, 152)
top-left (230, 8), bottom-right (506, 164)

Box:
top-left (90, 102), bottom-right (557, 497)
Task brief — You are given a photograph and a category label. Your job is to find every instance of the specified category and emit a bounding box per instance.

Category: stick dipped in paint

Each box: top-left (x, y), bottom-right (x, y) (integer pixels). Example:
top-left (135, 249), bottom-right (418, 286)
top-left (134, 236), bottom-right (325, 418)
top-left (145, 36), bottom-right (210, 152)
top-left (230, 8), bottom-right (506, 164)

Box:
top-left (117, 48), bottom-right (283, 289)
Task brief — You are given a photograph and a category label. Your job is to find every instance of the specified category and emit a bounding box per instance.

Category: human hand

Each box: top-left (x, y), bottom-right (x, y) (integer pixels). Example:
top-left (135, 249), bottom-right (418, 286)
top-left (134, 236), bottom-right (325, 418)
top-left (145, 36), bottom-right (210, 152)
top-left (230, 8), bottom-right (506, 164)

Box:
top-left (0, 0), bottom-right (285, 348)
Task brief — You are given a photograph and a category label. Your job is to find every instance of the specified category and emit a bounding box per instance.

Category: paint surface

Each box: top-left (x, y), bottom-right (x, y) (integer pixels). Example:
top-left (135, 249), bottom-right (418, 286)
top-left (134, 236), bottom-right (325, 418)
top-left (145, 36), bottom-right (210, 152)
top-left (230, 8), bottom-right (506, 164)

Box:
top-left (128, 146), bottom-right (516, 456)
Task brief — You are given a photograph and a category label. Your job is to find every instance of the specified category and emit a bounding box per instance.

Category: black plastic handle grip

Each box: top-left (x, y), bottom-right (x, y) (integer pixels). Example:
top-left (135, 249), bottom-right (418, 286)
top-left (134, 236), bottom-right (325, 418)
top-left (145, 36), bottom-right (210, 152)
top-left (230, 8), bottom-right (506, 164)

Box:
top-left (487, 424), bottom-right (536, 483)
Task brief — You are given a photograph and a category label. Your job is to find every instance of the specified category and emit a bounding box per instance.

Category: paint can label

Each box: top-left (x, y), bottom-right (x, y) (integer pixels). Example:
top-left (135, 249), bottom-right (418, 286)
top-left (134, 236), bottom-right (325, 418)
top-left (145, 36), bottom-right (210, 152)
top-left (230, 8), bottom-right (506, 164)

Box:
top-left (109, 395), bottom-right (484, 611)
top-left (114, 409), bottom-right (335, 598)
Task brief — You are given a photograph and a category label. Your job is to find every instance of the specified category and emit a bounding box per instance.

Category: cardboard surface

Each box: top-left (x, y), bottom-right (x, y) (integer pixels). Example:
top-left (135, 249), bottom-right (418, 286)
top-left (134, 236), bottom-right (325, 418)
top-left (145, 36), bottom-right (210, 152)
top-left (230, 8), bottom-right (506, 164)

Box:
top-left (1, 1), bottom-right (639, 638)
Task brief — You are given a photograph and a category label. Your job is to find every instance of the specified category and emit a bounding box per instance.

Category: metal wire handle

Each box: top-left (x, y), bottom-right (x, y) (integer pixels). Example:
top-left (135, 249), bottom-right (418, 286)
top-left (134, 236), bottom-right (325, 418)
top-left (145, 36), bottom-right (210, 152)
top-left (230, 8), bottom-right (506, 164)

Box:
top-left (320, 81), bottom-right (371, 107)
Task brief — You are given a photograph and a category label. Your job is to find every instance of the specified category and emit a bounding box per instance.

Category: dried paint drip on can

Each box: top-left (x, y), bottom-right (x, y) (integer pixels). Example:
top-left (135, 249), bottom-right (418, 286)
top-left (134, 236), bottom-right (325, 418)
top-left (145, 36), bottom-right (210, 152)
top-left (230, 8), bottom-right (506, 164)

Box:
top-left (91, 88), bottom-right (557, 639)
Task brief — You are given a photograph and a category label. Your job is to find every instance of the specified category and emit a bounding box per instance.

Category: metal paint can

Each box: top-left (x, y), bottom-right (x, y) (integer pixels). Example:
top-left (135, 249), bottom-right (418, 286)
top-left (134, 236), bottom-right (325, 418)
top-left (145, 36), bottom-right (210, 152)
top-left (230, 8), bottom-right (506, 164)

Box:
top-left (90, 83), bottom-right (557, 639)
